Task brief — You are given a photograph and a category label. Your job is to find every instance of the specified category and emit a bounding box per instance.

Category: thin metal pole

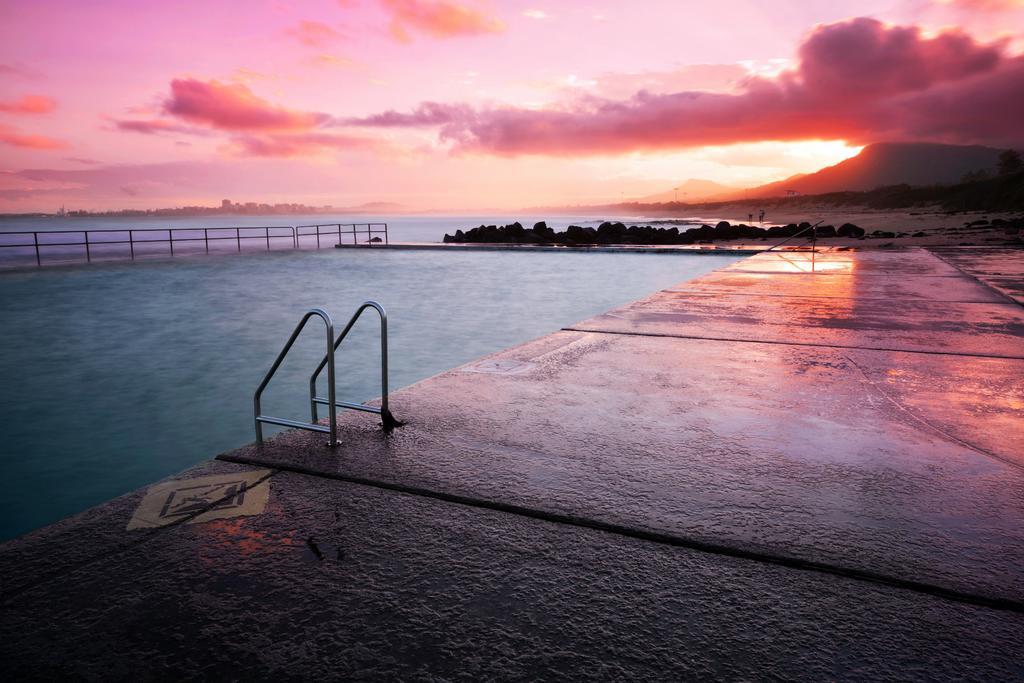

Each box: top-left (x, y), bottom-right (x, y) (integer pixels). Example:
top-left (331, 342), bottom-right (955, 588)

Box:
top-left (254, 308), bottom-right (338, 447)
top-left (811, 225), bottom-right (817, 272)
top-left (169, 229), bottom-right (174, 256)
top-left (308, 301), bottom-right (394, 430)
top-left (84, 231), bottom-right (90, 262)
top-left (204, 228), bottom-right (209, 253)
top-left (325, 321), bottom-right (338, 446)
top-left (379, 305), bottom-right (389, 419)
top-left (266, 226), bottom-right (270, 250)
top-left (129, 230), bottom-right (135, 260)
top-left (236, 228), bottom-right (241, 252)
top-left (34, 232), bottom-right (40, 266)
top-left (316, 227), bottom-right (321, 249)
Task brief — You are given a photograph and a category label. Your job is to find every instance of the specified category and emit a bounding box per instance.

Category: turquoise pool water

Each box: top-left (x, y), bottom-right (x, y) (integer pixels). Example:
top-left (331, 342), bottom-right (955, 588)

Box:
top-left (0, 247), bottom-right (739, 540)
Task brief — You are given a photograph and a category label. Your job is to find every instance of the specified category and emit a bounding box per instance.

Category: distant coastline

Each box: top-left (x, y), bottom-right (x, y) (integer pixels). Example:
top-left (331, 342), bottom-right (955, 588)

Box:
top-left (0, 199), bottom-right (411, 219)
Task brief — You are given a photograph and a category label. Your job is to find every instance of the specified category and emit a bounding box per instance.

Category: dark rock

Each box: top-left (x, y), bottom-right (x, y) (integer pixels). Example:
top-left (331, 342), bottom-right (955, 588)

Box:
top-left (565, 225), bottom-right (597, 243)
top-left (815, 225), bottom-right (837, 238)
top-left (837, 223), bottom-right (865, 238)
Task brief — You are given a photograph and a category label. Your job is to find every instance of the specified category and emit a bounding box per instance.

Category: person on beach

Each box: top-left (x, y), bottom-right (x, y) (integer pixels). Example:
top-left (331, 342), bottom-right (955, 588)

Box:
top-left (759, 208), bottom-right (765, 224)
top-left (748, 213), bottom-right (753, 222)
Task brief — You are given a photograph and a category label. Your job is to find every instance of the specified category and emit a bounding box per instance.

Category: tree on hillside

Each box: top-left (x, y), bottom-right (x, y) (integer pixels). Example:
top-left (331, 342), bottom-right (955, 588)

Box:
top-left (998, 149), bottom-right (1022, 175)
top-left (961, 169), bottom-right (991, 183)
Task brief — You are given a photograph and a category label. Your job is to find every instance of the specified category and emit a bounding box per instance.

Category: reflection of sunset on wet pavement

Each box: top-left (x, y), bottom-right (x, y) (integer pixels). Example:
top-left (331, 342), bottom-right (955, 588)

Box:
top-left (2, 246), bottom-right (1022, 678)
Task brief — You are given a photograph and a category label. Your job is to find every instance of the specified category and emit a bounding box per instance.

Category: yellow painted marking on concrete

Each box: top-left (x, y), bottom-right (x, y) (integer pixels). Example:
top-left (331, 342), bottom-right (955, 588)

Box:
top-left (127, 469), bottom-right (271, 530)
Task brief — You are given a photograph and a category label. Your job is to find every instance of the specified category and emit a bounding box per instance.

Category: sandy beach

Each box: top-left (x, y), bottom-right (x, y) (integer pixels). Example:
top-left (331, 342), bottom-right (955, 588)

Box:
top-left (706, 206), bottom-right (1023, 247)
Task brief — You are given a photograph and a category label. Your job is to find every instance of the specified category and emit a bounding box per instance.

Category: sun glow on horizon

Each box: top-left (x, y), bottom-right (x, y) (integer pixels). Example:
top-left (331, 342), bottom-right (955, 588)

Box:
top-left (0, 0), bottom-right (1019, 212)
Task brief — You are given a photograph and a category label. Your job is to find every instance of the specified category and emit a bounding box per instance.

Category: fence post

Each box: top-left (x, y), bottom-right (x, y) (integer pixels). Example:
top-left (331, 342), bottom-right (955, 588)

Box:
top-left (236, 228), bottom-right (241, 252)
top-left (129, 230), bottom-right (135, 259)
top-left (34, 232), bottom-right (41, 266)
top-left (266, 227), bottom-right (270, 250)
top-left (84, 231), bottom-right (91, 262)
top-left (204, 228), bottom-right (209, 253)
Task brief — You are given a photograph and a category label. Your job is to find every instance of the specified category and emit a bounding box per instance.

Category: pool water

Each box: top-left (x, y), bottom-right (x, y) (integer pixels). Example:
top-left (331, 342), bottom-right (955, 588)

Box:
top-left (0, 248), bottom-right (738, 540)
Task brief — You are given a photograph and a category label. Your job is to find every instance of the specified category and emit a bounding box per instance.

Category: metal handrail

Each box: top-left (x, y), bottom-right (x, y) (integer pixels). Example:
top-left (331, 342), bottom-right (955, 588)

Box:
top-left (0, 226), bottom-right (297, 266)
top-left (309, 300), bottom-right (399, 431)
top-left (295, 223), bottom-right (389, 247)
top-left (765, 220), bottom-right (823, 252)
top-left (254, 308), bottom-right (339, 447)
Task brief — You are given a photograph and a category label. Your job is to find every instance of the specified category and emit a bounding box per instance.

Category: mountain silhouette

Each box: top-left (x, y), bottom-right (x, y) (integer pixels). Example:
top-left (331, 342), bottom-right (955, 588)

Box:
top-left (725, 142), bottom-right (1006, 200)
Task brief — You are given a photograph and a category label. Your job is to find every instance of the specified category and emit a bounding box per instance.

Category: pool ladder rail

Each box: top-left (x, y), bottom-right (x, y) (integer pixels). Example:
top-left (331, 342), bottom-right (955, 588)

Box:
top-left (253, 301), bottom-right (400, 447)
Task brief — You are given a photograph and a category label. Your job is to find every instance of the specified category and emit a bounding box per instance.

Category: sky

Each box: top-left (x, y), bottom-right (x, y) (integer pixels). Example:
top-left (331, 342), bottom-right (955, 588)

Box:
top-left (1, 0), bottom-right (1022, 212)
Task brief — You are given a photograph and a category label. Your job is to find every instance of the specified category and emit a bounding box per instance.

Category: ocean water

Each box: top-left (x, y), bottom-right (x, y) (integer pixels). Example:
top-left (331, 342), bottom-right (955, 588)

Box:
top-left (0, 218), bottom-right (739, 541)
top-left (0, 212), bottom-right (663, 245)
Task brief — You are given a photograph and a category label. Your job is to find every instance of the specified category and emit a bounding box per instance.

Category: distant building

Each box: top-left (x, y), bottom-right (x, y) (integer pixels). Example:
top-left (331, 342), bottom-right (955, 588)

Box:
top-left (221, 199), bottom-right (232, 209)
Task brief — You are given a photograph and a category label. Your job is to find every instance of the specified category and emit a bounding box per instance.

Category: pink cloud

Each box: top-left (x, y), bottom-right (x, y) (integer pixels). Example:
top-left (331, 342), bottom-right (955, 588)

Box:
top-left (353, 18), bottom-right (1023, 155)
top-left (286, 20), bottom-right (342, 47)
top-left (794, 17), bottom-right (1003, 98)
top-left (0, 95), bottom-right (57, 115)
top-left (114, 119), bottom-right (209, 136)
top-left (163, 78), bottom-right (329, 131)
top-left (111, 79), bottom-right (388, 158)
top-left (229, 132), bottom-right (387, 157)
top-left (344, 101), bottom-right (472, 126)
top-left (0, 124), bottom-right (68, 150)
top-left (381, 0), bottom-right (504, 42)
top-left (0, 62), bottom-right (41, 79)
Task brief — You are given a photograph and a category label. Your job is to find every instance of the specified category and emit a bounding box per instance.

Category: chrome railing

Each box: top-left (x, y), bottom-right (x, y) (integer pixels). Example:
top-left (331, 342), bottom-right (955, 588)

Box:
top-left (0, 226), bottom-right (294, 266)
top-left (765, 220), bottom-right (823, 252)
top-left (253, 301), bottom-right (397, 448)
top-left (309, 300), bottom-right (399, 432)
top-left (254, 308), bottom-right (339, 446)
top-left (0, 222), bottom-right (389, 267)
top-left (295, 223), bottom-right (389, 247)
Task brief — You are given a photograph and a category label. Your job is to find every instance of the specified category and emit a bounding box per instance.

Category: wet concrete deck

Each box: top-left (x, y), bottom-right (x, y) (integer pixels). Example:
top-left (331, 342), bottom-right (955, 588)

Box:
top-left (1, 247), bottom-right (1022, 680)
